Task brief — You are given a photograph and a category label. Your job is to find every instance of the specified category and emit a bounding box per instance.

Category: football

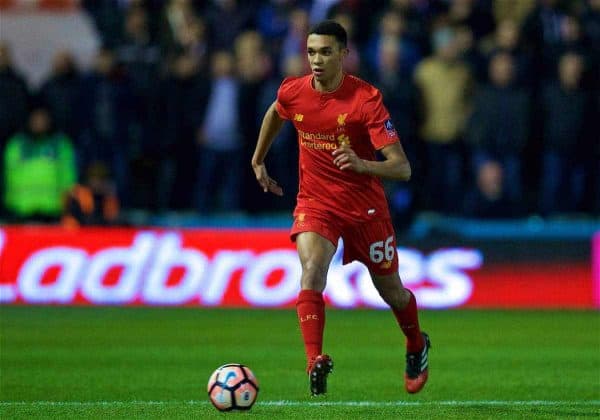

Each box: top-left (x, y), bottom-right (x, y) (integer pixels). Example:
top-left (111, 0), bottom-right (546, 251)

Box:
top-left (207, 363), bottom-right (259, 411)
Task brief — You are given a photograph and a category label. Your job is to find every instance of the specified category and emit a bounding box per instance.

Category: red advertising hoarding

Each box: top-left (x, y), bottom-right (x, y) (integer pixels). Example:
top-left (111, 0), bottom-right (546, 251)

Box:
top-left (0, 227), bottom-right (596, 309)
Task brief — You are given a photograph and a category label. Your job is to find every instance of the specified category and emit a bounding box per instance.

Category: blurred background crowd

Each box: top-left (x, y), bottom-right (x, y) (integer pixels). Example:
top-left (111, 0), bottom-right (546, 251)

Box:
top-left (0, 0), bottom-right (598, 228)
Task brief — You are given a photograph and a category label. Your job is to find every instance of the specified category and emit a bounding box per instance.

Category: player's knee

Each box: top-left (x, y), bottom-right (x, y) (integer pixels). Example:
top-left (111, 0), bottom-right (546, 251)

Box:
top-left (377, 284), bottom-right (410, 309)
top-left (301, 258), bottom-right (328, 278)
top-left (378, 289), bottom-right (400, 308)
top-left (300, 260), bottom-right (328, 291)
top-left (397, 287), bottom-right (411, 308)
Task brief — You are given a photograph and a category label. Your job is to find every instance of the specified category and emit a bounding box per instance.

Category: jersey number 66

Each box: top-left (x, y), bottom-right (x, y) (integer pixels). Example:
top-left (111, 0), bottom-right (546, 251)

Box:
top-left (369, 236), bottom-right (395, 263)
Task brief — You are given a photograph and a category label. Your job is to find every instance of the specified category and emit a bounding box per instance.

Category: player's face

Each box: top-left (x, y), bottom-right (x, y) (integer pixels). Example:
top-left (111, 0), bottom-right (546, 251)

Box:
top-left (307, 34), bottom-right (347, 89)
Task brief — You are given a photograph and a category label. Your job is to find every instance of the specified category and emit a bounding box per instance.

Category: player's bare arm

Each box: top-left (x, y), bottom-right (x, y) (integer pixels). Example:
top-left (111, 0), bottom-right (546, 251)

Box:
top-left (332, 142), bottom-right (411, 181)
top-left (251, 100), bottom-right (285, 196)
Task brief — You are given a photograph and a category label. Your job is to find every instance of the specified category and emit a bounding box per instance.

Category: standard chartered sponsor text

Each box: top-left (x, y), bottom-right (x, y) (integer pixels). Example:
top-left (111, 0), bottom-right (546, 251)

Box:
top-left (298, 129), bottom-right (338, 150)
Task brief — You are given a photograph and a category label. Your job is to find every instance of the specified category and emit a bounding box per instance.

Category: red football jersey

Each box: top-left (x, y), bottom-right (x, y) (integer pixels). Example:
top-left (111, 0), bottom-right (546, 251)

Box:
top-left (276, 74), bottom-right (400, 222)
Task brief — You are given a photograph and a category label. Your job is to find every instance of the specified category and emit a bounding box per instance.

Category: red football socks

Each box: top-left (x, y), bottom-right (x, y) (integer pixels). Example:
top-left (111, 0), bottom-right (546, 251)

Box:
top-left (296, 289), bottom-right (325, 371)
top-left (392, 290), bottom-right (425, 353)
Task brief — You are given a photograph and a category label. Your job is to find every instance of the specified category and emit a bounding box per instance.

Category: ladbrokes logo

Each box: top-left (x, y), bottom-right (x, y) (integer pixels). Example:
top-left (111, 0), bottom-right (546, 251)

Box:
top-left (0, 228), bottom-right (488, 309)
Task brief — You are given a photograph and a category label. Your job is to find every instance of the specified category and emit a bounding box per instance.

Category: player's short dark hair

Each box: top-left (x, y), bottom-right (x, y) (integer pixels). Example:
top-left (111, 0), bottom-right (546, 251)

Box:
top-left (308, 20), bottom-right (347, 48)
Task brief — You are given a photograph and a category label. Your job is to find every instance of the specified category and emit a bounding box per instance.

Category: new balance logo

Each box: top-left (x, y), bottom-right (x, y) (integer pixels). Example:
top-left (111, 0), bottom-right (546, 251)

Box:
top-left (294, 114), bottom-right (304, 122)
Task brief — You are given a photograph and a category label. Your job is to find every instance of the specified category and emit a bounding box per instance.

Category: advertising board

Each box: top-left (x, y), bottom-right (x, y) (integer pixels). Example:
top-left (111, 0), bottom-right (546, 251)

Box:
top-left (0, 227), bottom-right (595, 308)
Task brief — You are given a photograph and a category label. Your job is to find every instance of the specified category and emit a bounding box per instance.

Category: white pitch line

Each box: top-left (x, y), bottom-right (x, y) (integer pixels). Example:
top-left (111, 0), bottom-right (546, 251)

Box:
top-left (1, 400), bottom-right (599, 407)
top-left (264, 400), bottom-right (600, 407)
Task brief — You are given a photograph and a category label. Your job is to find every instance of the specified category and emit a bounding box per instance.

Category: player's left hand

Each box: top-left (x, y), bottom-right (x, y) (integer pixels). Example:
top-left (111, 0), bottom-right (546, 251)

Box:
top-left (332, 145), bottom-right (367, 174)
top-left (252, 162), bottom-right (284, 196)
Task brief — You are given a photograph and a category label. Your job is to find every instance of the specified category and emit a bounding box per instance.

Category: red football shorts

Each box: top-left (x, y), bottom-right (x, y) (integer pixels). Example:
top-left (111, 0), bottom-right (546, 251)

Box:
top-left (290, 209), bottom-right (399, 276)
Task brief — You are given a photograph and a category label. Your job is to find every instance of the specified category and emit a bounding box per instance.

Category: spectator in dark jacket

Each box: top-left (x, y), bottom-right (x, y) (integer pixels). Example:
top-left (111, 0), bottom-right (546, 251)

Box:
top-left (367, 36), bottom-right (420, 228)
top-left (157, 52), bottom-right (209, 210)
top-left (485, 19), bottom-right (533, 87)
top-left (467, 52), bottom-right (531, 205)
top-left (0, 42), bottom-right (29, 217)
top-left (539, 52), bottom-right (594, 215)
top-left (521, 0), bottom-right (566, 63)
top-left (582, 0), bottom-right (600, 50)
top-left (205, 0), bottom-right (254, 51)
top-left (543, 15), bottom-right (590, 81)
top-left (235, 30), bottom-right (272, 213)
top-left (195, 50), bottom-right (243, 214)
top-left (81, 0), bottom-right (127, 48)
top-left (0, 42), bottom-right (29, 151)
top-left (77, 48), bottom-right (134, 206)
top-left (463, 160), bottom-right (520, 219)
top-left (364, 10), bottom-right (421, 78)
top-left (39, 50), bottom-right (81, 142)
top-left (116, 6), bottom-right (162, 157)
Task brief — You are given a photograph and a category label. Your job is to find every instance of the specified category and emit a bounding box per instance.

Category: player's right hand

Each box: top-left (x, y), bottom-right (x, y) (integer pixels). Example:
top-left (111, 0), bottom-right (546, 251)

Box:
top-left (252, 163), bottom-right (283, 196)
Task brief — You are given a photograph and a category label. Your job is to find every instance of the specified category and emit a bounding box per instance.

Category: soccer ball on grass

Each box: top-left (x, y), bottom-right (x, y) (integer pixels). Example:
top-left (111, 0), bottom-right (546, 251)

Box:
top-left (207, 363), bottom-right (259, 411)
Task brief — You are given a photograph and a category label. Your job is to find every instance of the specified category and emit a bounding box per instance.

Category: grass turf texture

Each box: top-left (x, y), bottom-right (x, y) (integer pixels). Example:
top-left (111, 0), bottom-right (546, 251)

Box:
top-left (1, 306), bottom-right (598, 419)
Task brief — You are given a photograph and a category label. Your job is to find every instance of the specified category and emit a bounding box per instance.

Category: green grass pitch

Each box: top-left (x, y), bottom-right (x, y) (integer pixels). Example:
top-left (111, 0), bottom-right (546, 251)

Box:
top-left (1, 306), bottom-right (599, 419)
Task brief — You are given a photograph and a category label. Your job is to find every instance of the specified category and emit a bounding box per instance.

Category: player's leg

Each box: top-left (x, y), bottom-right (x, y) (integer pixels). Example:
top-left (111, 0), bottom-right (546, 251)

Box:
top-left (296, 231), bottom-right (336, 292)
top-left (295, 231), bottom-right (336, 395)
top-left (371, 271), bottom-right (430, 394)
top-left (343, 218), bottom-right (430, 393)
top-left (370, 272), bottom-right (423, 351)
top-left (342, 219), bottom-right (425, 353)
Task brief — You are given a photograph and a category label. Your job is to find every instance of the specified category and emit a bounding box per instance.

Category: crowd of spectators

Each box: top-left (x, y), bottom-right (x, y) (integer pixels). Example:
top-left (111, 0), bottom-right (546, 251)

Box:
top-left (0, 0), bottom-right (598, 227)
